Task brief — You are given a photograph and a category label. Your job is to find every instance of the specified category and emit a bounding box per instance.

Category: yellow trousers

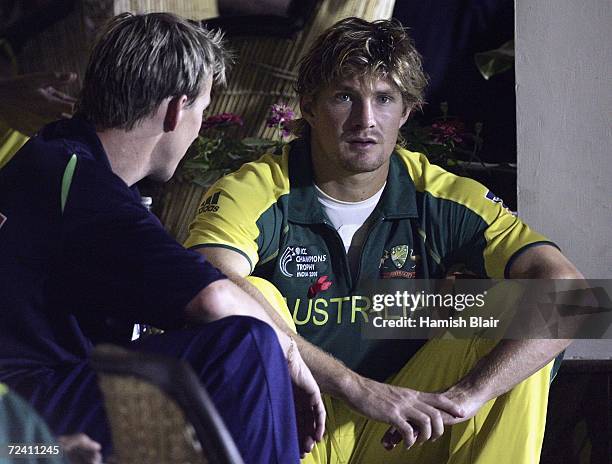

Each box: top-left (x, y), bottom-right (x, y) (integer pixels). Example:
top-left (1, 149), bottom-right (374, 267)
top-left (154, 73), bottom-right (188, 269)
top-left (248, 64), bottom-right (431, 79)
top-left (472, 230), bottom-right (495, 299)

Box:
top-left (247, 276), bottom-right (552, 464)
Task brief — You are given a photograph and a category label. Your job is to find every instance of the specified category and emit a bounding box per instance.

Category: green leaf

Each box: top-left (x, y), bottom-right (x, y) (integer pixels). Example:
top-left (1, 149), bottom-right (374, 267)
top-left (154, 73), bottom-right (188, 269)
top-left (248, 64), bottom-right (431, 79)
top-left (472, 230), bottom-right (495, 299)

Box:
top-left (475, 40), bottom-right (514, 80)
top-left (191, 169), bottom-right (226, 187)
top-left (226, 152), bottom-right (245, 161)
top-left (241, 137), bottom-right (278, 148)
top-left (183, 160), bottom-right (211, 170)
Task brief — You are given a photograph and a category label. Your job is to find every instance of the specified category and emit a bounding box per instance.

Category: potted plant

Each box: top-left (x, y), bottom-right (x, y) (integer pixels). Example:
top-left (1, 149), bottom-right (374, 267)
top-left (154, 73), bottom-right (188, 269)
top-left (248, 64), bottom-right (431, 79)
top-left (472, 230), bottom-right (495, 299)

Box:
top-left (156, 103), bottom-right (294, 242)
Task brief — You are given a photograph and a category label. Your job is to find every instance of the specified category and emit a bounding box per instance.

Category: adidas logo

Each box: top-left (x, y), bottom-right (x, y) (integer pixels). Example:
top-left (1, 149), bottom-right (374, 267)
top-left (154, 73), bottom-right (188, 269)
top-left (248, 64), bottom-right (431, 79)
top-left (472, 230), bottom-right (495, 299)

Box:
top-left (198, 191), bottom-right (221, 213)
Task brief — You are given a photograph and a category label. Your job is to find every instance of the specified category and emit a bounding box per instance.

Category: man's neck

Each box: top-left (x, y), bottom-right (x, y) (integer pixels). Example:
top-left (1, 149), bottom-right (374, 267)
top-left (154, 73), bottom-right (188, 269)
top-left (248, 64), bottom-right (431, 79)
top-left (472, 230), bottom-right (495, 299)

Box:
top-left (97, 128), bottom-right (157, 187)
top-left (310, 150), bottom-right (390, 202)
top-left (313, 171), bottom-right (388, 202)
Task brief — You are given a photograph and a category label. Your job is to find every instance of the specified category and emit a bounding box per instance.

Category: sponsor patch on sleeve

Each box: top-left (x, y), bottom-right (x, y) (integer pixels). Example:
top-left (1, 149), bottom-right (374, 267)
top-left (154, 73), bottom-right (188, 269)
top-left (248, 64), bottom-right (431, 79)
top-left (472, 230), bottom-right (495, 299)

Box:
top-left (198, 191), bottom-right (221, 214)
top-left (485, 190), bottom-right (517, 216)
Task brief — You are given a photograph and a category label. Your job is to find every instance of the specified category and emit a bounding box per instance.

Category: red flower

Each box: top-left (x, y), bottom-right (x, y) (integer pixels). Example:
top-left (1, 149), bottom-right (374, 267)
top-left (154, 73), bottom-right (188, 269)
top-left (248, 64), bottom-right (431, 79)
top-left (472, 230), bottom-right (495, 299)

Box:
top-left (307, 275), bottom-right (332, 299)
top-left (430, 120), bottom-right (465, 144)
top-left (200, 112), bottom-right (244, 131)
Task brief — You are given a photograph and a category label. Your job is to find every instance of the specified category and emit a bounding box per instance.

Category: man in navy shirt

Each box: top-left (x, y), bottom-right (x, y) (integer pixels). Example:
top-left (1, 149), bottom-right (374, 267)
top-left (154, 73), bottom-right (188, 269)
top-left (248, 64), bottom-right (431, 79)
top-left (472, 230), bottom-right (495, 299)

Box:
top-left (0, 12), bottom-right (324, 462)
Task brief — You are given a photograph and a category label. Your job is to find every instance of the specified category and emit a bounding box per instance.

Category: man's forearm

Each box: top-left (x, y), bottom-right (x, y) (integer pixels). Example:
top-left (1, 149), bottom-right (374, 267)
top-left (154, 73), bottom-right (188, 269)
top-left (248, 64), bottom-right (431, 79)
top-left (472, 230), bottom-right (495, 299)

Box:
top-left (192, 247), bottom-right (362, 396)
top-left (444, 244), bottom-right (584, 418)
top-left (444, 339), bottom-right (569, 410)
top-left (185, 278), bottom-right (294, 354)
top-left (226, 273), bottom-right (360, 400)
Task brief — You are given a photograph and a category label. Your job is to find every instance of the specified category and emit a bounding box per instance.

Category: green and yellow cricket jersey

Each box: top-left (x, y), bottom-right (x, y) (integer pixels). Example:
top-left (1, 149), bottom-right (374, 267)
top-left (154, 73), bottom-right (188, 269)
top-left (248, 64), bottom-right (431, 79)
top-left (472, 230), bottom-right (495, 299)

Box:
top-left (186, 139), bottom-right (554, 381)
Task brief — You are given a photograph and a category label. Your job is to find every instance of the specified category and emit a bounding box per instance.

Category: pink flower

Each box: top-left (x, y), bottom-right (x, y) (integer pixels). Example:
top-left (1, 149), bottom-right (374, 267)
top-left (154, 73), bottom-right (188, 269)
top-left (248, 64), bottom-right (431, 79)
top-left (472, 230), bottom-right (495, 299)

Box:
top-left (279, 121), bottom-right (293, 137)
top-left (430, 120), bottom-right (465, 144)
top-left (201, 112), bottom-right (243, 131)
top-left (266, 103), bottom-right (295, 136)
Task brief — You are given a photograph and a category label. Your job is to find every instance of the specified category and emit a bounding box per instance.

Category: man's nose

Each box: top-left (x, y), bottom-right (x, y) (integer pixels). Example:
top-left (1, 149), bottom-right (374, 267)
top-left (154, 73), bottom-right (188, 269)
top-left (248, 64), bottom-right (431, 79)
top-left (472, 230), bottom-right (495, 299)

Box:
top-left (351, 99), bottom-right (376, 129)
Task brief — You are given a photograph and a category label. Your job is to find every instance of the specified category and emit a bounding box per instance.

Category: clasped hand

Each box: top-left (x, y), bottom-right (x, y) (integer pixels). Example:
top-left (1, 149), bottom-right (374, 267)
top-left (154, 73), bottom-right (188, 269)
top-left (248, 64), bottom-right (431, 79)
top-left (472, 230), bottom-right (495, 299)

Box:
top-left (344, 377), bottom-right (487, 450)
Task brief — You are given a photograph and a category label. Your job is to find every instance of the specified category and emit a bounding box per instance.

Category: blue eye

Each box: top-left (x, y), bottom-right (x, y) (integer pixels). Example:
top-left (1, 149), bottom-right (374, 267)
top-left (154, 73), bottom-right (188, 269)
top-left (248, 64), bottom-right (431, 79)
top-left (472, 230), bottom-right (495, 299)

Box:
top-left (378, 95), bottom-right (393, 104)
top-left (336, 93), bottom-right (351, 102)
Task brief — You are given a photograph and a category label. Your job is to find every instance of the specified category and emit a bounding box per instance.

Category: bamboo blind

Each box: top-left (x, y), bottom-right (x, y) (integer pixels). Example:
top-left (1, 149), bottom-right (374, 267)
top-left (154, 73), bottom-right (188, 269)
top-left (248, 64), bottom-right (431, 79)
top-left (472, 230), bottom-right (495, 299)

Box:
top-left (16, 0), bottom-right (218, 92)
top-left (112, 0), bottom-right (217, 18)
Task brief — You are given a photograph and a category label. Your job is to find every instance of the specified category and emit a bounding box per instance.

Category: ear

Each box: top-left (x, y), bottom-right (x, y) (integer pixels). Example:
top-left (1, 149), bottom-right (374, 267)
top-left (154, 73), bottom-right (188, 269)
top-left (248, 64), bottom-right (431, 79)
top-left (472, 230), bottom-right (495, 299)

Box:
top-left (163, 95), bottom-right (189, 132)
top-left (299, 95), bottom-right (316, 125)
top-left (399, 105), bottom-right (412, 128)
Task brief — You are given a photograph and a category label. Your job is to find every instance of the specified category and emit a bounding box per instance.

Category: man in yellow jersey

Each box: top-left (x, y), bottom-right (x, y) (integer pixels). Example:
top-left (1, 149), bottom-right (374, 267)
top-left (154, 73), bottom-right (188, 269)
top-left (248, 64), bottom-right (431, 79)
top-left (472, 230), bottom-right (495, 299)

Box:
top-left (185, 17), bottom-right (583, 463)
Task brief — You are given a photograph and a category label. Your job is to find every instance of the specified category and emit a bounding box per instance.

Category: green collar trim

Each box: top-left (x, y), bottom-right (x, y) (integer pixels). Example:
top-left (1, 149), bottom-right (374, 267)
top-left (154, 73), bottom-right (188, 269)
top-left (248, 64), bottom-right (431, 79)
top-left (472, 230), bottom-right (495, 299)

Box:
top-left (286, 139), bottom-right (326, 224)
top-left (378, 153), bottom-right (418, 218)
top-left (286, 139), bottom-right (418, 224)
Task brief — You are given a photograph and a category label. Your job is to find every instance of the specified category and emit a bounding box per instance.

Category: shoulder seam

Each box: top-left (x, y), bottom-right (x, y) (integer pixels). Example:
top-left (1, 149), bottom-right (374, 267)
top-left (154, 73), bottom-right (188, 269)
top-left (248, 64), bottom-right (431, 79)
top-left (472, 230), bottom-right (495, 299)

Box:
top-left (395, 148), bottom-right (494, 225)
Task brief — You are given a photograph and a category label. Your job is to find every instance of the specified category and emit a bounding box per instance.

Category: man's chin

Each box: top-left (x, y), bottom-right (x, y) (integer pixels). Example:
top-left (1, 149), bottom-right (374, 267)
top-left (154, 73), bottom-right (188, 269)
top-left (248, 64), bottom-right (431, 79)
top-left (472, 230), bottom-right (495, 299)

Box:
top-left (340, 153), bottom-right (387, 174)
top-left (149, 169), bottom-right (175, 183)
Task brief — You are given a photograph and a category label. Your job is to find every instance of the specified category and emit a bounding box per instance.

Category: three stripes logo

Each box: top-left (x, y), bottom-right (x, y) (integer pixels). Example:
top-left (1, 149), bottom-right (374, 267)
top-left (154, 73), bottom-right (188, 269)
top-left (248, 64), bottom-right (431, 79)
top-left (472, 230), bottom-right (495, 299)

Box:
top-left (198, 191), bottom-right (221, 214)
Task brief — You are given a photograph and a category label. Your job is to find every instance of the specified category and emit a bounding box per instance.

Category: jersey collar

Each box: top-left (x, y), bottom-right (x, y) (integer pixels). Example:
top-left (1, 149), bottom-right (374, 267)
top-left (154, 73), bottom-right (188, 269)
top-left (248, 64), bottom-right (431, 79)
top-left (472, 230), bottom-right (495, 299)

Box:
top-left (40, 116), bottom-right (141, 200)
top-left (41, 116), bottom-right (112, 170)
top-left (287, 138), bottom-right (418, 224)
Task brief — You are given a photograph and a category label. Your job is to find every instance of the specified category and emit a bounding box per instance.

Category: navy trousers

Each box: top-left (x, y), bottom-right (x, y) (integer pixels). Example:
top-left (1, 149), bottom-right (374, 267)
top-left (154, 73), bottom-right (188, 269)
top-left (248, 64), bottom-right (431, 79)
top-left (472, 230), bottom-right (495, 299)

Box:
top-left (7, 316), bottom-right (300, 463)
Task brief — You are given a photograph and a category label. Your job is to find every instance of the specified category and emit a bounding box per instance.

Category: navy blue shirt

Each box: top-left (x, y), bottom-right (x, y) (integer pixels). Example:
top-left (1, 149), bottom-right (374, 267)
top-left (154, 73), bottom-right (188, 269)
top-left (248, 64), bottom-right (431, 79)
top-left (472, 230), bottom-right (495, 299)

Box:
top-left (0, 118), bottom-right (225, 379)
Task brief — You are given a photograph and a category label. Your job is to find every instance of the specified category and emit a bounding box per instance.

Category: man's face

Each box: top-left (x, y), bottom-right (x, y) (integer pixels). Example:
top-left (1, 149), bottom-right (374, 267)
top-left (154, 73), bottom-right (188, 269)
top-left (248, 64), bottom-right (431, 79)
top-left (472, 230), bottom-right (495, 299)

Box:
top-left (303, 75), bottom-right (410, 176)
top-left (153, 75), bottom-right (212, 182)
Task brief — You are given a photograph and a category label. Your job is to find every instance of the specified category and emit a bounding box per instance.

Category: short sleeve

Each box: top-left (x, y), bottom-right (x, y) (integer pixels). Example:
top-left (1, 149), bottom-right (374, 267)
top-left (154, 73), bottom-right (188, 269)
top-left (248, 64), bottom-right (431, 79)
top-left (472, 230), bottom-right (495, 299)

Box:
top-left (478, 191), bottom-right (554, 278)
top-left (400, 149), bottom-right (554, 279)
top-left (184, 152), bottom-right (290, 272)
top-left (430, 175), bottom-right (553, 278)
top-left (60, 158), bottom-right (225, 330)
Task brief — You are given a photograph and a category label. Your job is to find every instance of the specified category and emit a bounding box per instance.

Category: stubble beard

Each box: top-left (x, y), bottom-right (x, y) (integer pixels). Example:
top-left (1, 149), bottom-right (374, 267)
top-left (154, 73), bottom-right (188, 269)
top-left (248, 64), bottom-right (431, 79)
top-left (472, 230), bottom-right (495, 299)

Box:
top-left (338, 149), bottom-right (387, 174)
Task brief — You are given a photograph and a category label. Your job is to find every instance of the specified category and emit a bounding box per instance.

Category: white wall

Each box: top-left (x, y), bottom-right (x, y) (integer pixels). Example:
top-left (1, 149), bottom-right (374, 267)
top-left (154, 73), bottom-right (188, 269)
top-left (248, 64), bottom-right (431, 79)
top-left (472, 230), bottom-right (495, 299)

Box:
top-left (515, 0), bottom-right (612, 359)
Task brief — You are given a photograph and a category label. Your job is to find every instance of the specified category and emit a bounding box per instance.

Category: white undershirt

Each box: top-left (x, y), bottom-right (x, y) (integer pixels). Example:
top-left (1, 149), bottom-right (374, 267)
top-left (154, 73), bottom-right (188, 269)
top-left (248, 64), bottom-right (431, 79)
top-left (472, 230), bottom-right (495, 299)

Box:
top-left (314, 183), bottom-right (385, 277)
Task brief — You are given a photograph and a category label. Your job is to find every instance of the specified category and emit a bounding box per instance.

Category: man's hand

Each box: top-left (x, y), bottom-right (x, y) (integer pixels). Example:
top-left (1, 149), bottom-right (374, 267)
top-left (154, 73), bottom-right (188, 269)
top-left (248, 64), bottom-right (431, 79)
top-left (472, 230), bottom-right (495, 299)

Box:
top-left (376, 382), bottom-right (485, 451)
top-left (286, 341), bottom-right (326, 457)
top-left (340, 375), bottom-right (465, 450)
top-left (57, 434), bottom-right (102, 464)
top-left (186, 278), bottom-right (325, 456)
top-left (0, 71), bottom-right (77, 136)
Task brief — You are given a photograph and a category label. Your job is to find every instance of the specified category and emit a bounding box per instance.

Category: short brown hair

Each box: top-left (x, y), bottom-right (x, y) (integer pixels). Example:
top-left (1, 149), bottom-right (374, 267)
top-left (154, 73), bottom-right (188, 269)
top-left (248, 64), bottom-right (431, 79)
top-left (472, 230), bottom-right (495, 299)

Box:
top-left (77, 12), bottom-right (229, 130)
top-left (294, 17), bottom-right (427, 134)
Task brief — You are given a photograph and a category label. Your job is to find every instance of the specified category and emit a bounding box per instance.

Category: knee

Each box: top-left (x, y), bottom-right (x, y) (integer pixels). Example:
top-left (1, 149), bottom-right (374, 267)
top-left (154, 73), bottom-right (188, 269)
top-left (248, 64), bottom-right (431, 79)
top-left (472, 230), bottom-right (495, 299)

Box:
top-left (212, 316), bottom-right (287, 382)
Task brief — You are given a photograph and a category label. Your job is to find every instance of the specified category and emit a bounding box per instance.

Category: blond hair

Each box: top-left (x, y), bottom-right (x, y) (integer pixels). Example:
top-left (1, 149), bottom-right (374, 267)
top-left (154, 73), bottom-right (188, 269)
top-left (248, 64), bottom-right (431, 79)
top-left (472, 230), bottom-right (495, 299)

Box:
top-left (294, 17), bottom-right (427, 135)
top-left (77, 12), bottom-right (230, 130)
